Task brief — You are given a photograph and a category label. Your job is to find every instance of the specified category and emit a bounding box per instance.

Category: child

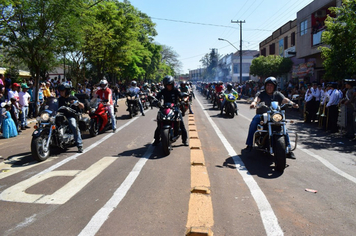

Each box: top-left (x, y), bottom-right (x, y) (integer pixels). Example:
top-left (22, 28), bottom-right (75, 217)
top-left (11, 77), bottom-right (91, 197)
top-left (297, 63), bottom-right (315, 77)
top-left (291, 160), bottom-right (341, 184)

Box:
top-left (1, 102), bottom-right (18, 138)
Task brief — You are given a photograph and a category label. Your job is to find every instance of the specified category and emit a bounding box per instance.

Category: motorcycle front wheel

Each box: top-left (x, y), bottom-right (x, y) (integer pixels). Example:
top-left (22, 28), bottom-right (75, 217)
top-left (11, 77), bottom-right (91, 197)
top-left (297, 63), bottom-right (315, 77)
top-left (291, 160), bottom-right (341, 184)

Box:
top-left (31, 134), bottom-right (50, 162)
top-left (89, 119), bottom-right (99, 137)
top-left (273, 135), bottom-right (286, 172)
top-left (161, 128), bottom-right (171, 156)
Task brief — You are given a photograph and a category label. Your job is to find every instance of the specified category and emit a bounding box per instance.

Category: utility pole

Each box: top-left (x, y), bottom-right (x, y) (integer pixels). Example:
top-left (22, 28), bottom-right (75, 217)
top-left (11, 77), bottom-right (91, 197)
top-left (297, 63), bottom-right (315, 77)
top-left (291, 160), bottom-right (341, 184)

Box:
top-left (231, 20), bottom-right (245, 84)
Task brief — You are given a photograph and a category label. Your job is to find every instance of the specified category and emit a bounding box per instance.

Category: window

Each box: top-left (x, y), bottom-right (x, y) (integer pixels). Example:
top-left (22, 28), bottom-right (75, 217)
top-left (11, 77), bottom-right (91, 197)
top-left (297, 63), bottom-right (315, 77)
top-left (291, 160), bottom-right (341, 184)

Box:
top-left (284, 36), bottom-right (288, 49)
top-left (261, 48), bottom-right (266, 56)
top-left (233, 63), bottom-right (250, 74)
top-left (269, 43), bottom-right (275, 55)
top-left (301, 20), bottom-right (308, 36)
top-left (291, 32), bottom-right (295, 46)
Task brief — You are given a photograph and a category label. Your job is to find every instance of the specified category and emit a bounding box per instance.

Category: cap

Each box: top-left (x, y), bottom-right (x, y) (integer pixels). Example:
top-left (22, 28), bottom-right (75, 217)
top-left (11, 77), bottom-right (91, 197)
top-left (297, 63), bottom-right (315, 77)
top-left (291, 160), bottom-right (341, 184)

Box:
top-left (12, 83), bottom-right (20, 87)
top-left (344, 79), bottom-right (356, 85)
top-left (21, 83), bottom-right (29, 89)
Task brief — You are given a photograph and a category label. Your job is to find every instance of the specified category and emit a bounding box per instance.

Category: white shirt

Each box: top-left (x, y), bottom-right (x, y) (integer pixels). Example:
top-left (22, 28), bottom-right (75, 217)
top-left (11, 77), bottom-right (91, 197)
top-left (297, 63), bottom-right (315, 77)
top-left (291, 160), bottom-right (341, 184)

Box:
top-left (311, 87), bottom-right (321, 101)
top-left (19, 91), bottom-right (31, 106)
top-left (128, 86), bottom-right (140, 95)
top-left (8, 90), bottom-right (19, 101)
top-left (304, 88), bottom-right (313, 102)
top-left (326, 89), bottom-right (340, 107)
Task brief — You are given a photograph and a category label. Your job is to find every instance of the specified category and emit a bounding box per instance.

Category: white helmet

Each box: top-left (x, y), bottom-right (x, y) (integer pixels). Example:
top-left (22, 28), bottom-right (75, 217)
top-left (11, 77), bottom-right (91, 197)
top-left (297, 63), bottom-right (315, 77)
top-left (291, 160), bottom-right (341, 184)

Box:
top-left (99, 79), bottom-right (108, 89)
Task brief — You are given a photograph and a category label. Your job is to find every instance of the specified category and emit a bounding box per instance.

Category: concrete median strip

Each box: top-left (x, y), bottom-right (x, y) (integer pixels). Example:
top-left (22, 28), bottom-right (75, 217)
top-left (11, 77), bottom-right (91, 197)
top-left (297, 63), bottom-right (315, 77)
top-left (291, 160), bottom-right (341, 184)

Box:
top-left (186, 114), bottom-right (214, 236)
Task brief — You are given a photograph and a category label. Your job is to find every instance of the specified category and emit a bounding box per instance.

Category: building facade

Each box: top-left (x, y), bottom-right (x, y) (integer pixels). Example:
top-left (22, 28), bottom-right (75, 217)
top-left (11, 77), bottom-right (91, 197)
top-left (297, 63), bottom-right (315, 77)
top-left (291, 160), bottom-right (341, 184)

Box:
top-left (296, 0), bottom-right (342, 83)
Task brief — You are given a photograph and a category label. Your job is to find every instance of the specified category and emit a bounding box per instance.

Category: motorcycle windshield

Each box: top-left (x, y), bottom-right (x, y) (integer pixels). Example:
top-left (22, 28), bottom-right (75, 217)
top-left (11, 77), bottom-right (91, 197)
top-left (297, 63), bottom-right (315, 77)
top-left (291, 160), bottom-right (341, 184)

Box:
top-left (41, 97), bottom-right (59, 112)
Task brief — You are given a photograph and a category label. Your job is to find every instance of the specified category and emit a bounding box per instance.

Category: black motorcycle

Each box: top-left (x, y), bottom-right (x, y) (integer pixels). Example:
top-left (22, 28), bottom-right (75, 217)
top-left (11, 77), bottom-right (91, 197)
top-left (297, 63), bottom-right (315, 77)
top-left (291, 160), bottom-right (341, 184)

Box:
top-left (31, 97), bottom-right (89, 161)
top-left (126, 92), bottom-right (140, 118)
top-left (152, 98), bottom-right (181, 156)
top-left (253, 101), bottom-right (298, 172)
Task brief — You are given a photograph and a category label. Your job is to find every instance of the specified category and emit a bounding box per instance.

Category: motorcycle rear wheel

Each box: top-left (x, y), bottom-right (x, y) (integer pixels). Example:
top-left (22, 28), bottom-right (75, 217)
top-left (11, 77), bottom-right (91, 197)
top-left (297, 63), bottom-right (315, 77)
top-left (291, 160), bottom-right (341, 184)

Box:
top-left (273, 135), bottom-right (286, 172)
top-left (31, 134), bottom-right (50, 162)
top-left (161, 128), bottom-right (171, 156)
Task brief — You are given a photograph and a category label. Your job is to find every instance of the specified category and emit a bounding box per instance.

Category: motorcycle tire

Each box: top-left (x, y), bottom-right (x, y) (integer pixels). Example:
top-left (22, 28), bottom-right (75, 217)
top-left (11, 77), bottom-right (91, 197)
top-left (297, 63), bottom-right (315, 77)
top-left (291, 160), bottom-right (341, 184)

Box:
top-left (129, 106), bottom-right (133, 119)
top-left (161, 128), bottom-right (171, 156)
top-left (89, 119), bottom-right (99, 137)
top-left (273, 135), bottom-right (286, 172)
top-left (31, 134), bottom-right (50, 162)
top-left (228, 103), bottom-right (234, 118)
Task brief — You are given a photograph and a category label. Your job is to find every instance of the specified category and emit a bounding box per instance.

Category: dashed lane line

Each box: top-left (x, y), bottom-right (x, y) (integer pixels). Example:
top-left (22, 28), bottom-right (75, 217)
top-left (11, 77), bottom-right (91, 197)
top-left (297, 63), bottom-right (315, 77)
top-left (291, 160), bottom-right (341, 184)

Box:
top-left (196, 96), bottom-right (284, 236)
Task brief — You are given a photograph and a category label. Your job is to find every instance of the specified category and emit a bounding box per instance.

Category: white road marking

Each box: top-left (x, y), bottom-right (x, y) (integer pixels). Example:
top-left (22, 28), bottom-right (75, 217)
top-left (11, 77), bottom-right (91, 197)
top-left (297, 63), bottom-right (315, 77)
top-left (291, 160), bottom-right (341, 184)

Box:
top-left (196, 97), bottom-right (284, 236)
top-left (0, 157), bottom-right (116, 204)
top-left (78, 144), bottom-right (155, 236)
top-left (238, 105), bottom-right (356, 185)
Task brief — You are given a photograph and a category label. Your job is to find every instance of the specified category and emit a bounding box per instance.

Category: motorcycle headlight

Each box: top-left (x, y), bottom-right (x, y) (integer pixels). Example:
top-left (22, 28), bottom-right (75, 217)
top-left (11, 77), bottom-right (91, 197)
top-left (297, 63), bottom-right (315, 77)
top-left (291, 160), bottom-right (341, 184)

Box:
top-left (40, 112), bottom-right (50, 122)
top-left (90, 108), bottom-right (96, 114)
top-left (272, 113), bottom-right (283, 122)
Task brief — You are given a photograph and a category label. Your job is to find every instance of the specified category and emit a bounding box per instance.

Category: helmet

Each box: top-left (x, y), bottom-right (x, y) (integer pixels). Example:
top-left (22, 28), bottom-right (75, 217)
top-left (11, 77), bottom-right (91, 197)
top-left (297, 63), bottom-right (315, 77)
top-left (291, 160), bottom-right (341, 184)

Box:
top-left (131, 80), bottom-right (137, 87)
top-left (227, 83), bottom-right (233, 90)
top-left (58, 83), bottom-right (71, 96)
top-left (99, 79), bottom-right (108, 89)
top-left (143, 83), bottom-right (148, 88)
top-left (163, 75), bottom-right (174, 87)
top-left (264, 77), bottom-right (277, 90)
top-left (219, 81), bottom-right (223, 85)
top-left (180, 81), bottom-right (186, 86)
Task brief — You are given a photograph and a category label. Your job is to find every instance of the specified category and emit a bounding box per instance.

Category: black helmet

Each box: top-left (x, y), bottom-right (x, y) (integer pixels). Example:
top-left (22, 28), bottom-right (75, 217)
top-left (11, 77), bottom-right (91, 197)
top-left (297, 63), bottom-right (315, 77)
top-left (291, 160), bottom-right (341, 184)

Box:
top-left (131, 80), bottom-right (137, 87)
top-left (227, 83), bottom-right (233, 90)
top-left (58, 83), bottom-right (71, 91)
top-left (163, 75), bottom-right (174, 87)
top-left (264, 77), bottom-right (277, 89)
top-left (58, 83), bottom-right (71, 96)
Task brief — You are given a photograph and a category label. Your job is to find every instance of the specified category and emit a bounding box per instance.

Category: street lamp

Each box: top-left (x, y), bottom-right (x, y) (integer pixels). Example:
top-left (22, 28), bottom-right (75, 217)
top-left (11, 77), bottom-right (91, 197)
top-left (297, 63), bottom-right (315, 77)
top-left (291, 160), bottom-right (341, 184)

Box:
top-left (218, 38), bottom-right (239, 51)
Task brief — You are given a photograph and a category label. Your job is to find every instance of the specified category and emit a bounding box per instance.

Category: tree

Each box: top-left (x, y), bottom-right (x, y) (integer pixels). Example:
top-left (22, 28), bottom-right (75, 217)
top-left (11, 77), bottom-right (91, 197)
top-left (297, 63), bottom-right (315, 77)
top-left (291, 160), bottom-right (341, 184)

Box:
top-left (321, 0), bottom-right (356, 80)
top-left (0, 0), bottom-right (84, 114)
top-left (200, 49), bottom-right (220, 80)
top-left (160, 45), bottom-right (182, 76)
top-left (250, 55), bottom-right (293, 80)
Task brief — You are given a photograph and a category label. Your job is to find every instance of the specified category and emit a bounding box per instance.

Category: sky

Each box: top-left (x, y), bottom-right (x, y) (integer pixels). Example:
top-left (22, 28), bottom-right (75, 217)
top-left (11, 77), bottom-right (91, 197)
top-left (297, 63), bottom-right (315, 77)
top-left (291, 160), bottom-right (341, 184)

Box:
top-left (128, 0), bottom-right (314, 74)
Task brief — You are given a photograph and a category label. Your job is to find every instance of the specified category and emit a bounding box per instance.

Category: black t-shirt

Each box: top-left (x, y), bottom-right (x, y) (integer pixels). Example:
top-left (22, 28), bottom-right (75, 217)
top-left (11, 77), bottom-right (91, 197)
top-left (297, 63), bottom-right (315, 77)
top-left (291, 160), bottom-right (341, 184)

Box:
top-left (58, 95), bottom-right (81, 117)
top-left (256, 90), bottom-right (285, 106)
top-left (156, 87), bottom-right (182, 104)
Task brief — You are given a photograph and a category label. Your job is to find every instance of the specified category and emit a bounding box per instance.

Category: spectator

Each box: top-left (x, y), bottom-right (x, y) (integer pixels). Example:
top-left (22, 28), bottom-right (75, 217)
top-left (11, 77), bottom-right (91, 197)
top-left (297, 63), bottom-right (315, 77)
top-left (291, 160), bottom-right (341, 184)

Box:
top-left (43, 82), bottom-right (52, 98)
top-left (18, 84), bottom-right (31, 130)
top-left (1, 102), bottom-right (18, 138)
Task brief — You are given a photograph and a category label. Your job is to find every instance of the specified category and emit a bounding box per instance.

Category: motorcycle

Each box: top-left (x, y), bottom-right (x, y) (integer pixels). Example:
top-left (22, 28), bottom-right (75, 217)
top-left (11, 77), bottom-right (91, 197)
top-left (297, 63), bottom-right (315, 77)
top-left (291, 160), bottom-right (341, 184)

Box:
top-left (222, 93), bottom-right (239, 118)
top-left (152, 98), bottom-right (181, 156)
top-left (253, 101), bottom-right (298, 172)
top-left (213, 92), bottom-right (224, 109)
top-left (180, 92), bottom-right (190, 116)
top-left (31, 97), bottom-right (90, 162)
top-left (126, 92), bottom-right (140, 118)
top-left (88, 98), bottom-right (115, 137)
top-left (139, 92), bottom-right (149, 110)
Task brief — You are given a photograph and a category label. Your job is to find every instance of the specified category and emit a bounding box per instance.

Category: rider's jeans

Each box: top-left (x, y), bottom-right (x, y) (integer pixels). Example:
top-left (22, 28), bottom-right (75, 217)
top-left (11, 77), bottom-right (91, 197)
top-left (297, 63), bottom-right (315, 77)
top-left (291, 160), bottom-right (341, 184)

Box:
top-left (246, 114), bottom-right (291, 147)
top-left (108, 105), bottom-right (116, 130)
top-left (68, 117), bottom-right (83, 147)
top-left (138, 99), bottom-right (144, 114)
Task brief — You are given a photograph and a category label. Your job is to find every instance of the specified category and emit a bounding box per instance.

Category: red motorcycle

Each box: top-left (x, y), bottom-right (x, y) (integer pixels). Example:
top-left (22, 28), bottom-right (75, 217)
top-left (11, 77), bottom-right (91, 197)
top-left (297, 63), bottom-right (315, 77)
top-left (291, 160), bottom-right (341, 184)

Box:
top-left (89, 99), bottom-right (115, 136)
top-left (139, 92), bottom-right (149, 110)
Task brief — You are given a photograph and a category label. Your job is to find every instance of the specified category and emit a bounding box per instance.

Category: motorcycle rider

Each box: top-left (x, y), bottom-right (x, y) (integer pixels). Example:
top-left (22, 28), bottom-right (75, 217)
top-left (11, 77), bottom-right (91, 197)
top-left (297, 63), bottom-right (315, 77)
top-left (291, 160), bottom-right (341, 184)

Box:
top-left (245, 77), bottom-right (299, 157)
top-left (213, 81), bottom-right (224, 108)
top-left (153, 75), bottom-right (188, 146)
top-left (179, 81), bottom-right (193, 114)
top-left (58, 83), bottom-right (84, 153)
top-left (127, 80), bottom-right (145, 116)
top-left (220, 83), bottom-right (238, 115)
top-left (96, 79), bottom-right (117, 132)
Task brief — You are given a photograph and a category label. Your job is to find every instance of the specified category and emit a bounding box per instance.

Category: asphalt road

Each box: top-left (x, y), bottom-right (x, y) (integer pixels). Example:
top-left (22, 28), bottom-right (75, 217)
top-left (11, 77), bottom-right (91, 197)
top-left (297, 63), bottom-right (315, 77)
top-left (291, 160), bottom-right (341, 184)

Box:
top-left (0, 92), bottom-right (355, 236)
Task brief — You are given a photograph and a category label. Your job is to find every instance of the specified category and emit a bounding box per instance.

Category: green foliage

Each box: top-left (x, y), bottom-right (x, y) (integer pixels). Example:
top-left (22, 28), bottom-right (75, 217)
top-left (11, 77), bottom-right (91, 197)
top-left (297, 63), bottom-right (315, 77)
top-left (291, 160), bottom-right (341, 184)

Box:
top-left (200, 49), bottom-right (220, 80)
top-left (320, 0), bottom-right (356, 80)
top-left (250, 55), bottom-right (293, 79)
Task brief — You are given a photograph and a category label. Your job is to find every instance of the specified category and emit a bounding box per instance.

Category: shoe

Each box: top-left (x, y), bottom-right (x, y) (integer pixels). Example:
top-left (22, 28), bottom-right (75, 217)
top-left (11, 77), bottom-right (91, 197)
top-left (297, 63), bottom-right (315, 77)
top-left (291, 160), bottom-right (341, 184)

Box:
top-left (77, 146), bottom-right (83, 153)
top-left (18, 129), bottom-right (22, 133)
top-left (113, 128), bottom-right (116, 133)
top-left (183, 141), bottom-right (189, 146)
top-left (288, 152), bottom-right (296, 159)
top-left (152, 140), bottom-right (160, 146)
top-left (142, 113), bottom-right (145, 116)
top-left (25, 126), bottom-right (31, 129)
top-left (189, 111), bottom-right (194, 114)
top-left (21, 127), bottom-right (26, 130)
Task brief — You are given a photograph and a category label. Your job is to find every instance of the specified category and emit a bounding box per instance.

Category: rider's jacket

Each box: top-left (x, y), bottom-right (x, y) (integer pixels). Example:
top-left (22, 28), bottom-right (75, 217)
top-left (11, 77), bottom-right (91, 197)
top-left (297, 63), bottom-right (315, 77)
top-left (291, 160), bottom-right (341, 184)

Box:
top-left (215, 85), bottom-right (224, 93)
top-left (128, 86), bottom-right (140, 96)
top-left (179, 85), bottom-right (189, 93)
top-left (96, 88), bottom-right (113, 105)
top-left (58, 95), bottom-right (81, 118)
top-left (224, 89), bottom-right (238, 96)
top-left (156, 87), bottom-right (182, 104)
top-left (141, 88), bottom-right (151, 94)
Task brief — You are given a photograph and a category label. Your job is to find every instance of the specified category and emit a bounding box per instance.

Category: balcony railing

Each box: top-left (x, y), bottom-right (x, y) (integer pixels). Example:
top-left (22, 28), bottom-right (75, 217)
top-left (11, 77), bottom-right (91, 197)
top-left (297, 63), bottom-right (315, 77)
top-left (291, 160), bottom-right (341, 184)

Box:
top-left (312, 28), bottom-right (325, 46)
